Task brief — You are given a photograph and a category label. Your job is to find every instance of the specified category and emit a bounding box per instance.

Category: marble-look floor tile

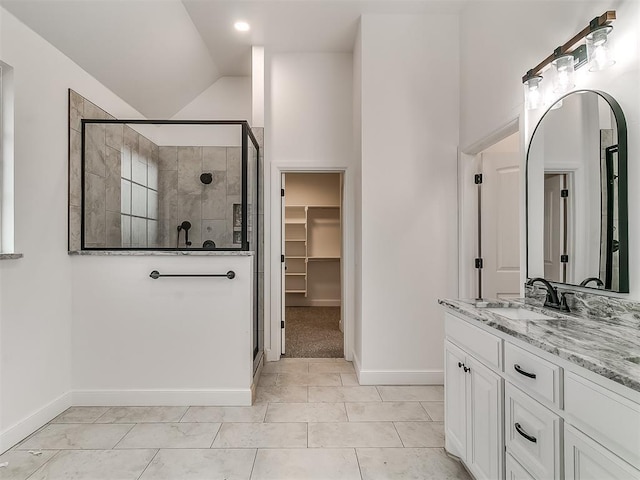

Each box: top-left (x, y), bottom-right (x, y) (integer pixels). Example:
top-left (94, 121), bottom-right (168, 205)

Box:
top-left (17, 424), bottom-right (134, 450)
top-left (252, 448), bottom-right (361, 480)
top-left (255, 386), bottom-right (308, 404)
top-left (394, 422), bottom-right (445, 447)
top-left (346, 402), bottom-right (431, 422)
top-left (356, 447), bottom-right (471, 479)
top-left (308, 386), bottom-right (382, 403)
top-left (421, 402), bottom-right (445, 421)
top-left (139, 448), bottom-right (255, 480)
top-left (96, 406), bottom-right (188, 423)
top-left (265, 403), bottom-right (347, 423)
top-left (307, 358), bottom-right (347, 364)
top-left (180, 405), bottom-right (267, 423)
top-left (0, 449), bottom-right (58, 480)
top-left (258, 373), bottom-right (278, 386)
top-left (212, 423), bottom-right (307, 448)
top-left (27, 449), bottom-right (156, 480)
top-left (262, 362), bottom-right (309, 374)
top-left (340, 373), bottom-right (360, 386)
top-left (51, 406), bottom-right (110, 423)
top-left (377, 386), bottom-right (444, 402)
top-left (115, 423), bottom-right (220, 449)
top-left (309, 363), bottom-right (355, 374)
top-left (308, 422), bottom-right (402, 448)
top-left (277, 373), bottom-right (342, 387)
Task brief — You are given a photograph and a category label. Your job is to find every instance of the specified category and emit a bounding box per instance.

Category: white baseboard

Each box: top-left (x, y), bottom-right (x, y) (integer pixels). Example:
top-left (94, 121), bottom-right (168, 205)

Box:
top-left (0, 391), bottom-right (72, 453)
top-left (72, 389), bottom-right (253, 407)
top-left (357, 369), bottom-right (443, 385)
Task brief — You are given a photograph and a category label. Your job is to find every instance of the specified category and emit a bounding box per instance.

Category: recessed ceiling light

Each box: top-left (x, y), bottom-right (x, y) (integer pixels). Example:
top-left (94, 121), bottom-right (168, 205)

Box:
top-left (234, 21), bottom-right (250, 32)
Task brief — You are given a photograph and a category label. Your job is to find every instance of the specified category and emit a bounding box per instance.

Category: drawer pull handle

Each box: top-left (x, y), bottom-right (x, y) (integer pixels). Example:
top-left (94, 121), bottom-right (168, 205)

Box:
top-left (515, 423), bottom-right (537, 443)
top-left (458, 362), bottom-right (463, 368)
top-left (514, 364), bottom-right (537, 379)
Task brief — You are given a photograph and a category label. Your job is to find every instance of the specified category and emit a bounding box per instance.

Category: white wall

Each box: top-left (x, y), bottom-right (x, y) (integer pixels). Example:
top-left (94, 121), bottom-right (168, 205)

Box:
top-left (352, 22), bottom-right (363, 366)
top-left (357, 14), bottom-right (459, 384)
top-left (171, 76), bottom-right (251, 121)
top-left (71, 255), bottom-right (253, 405)
top-left (267, 53), bottom-right (355, 360)
top-left (460, 0), bottom-right (640, 298)
top-left (0, 6), bottom-right (147, 451)
top-left (0, 7), bottom-right (256, 452)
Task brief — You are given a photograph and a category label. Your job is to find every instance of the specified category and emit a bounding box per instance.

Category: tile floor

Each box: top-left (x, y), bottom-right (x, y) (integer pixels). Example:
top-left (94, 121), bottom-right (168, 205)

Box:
top-left (0, 358), bottom-right (471, 480)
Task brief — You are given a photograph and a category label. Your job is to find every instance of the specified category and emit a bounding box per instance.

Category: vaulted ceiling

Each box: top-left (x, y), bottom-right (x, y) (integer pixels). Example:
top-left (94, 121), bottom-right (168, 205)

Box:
top-left (1, 0), bottom-right (467, 118)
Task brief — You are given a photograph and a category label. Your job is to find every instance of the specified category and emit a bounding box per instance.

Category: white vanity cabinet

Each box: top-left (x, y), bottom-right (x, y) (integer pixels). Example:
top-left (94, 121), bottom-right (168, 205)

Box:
top-left (444, 309), bottom-right (640, 480)
top-left (445, 315), bottom-right (504, 480)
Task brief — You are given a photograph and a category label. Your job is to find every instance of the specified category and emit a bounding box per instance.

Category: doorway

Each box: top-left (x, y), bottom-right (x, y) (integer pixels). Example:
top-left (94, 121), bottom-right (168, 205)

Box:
top-left (281, 172), bottom-right (343, 358)
top-left (476, 132), bottom-right (521, 300)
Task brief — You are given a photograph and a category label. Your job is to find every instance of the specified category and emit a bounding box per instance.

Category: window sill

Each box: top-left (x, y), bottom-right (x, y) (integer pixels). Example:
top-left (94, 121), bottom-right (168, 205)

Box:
top-left (0, 253), bottom-right (23, 260)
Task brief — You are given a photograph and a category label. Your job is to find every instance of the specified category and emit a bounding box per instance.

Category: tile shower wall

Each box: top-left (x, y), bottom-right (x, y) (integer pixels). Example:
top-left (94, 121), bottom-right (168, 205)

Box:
top-left (69, 90), bottom-right (242, 250)
top-left (69, 89), bottom-right (160, 249)
top-left (157, 146), bottom-right (241, 249)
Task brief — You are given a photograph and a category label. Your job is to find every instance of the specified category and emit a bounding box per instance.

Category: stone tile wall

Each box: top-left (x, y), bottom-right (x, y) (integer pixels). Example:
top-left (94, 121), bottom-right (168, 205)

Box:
top-left (157, 146), bottom-right (241, 249)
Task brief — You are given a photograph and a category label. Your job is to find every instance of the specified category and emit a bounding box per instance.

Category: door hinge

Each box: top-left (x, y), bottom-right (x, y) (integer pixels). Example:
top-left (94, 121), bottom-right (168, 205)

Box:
top-left (281, 188), bottom-right (285, 196)
top-left (281, 321), bottom-right (285, 328)
top-left (475, 258), bottom-right (483, 269)
top-left (561, 189), bottom-right (569, 198)
top-left (281, 254), bottom-right (285, 263)
top-left (560, 254), bottom-right (569, 263)
top-left (474, 174), bottom-right (483, 185)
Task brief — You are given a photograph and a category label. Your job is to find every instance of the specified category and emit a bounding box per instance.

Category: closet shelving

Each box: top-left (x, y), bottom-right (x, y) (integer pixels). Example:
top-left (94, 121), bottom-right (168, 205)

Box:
top-left (284, 204), bottom-right (341, 296)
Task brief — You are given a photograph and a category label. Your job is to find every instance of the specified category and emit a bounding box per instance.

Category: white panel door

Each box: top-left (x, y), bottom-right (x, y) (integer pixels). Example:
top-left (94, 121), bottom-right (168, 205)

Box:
top-left (466, 355), bottom-right (504, 480)
top-left (482, 152), bottom-right (520, 299)
top-left (565, 425), bottom-right (640, 480)
top-left (543, 174), bottom-right (564, 282)
top-left (281, 173), bottom-right (286, 355)
top-left (444, 341), bottom-right (467, 460)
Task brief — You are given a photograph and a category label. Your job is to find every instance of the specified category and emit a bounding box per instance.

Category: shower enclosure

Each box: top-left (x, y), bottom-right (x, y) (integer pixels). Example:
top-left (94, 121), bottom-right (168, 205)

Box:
top-left (79, 120), bottom-right (258, 252)
top-left (72, 116), bottom-right (262, 367)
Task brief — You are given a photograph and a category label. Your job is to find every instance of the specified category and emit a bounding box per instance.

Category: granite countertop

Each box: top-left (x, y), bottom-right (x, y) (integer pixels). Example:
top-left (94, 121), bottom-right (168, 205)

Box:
top-left (439, 298), bottom-right (640, 393)
top-left (69, 250), bottom-right (254, 256)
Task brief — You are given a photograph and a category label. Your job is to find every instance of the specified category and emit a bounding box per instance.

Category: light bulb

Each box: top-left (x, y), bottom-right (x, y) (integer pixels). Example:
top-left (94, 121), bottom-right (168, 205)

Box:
top-left (587, 25), bottom-right (615, 71)
top-left (551, 54), bottom-right (575, 93)
top-left (523, 76), bottom-right (544, 110)
top-left (234, 21), bottom-right (250, 32)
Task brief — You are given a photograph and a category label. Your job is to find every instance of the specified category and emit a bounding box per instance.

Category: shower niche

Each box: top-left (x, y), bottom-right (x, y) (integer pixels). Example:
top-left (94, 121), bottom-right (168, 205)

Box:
top-left (69, 102), bottom-right (259, 252)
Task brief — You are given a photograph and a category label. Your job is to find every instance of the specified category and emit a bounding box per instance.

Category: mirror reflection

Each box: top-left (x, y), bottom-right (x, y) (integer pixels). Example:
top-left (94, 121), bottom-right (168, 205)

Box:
top-left (526, 90), bottom-right (628, 292)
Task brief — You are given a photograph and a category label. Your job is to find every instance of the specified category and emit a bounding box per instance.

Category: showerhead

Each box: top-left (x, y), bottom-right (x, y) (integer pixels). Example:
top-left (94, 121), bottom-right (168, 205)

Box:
top-left (178, 221), bottom-right (192, 231)
top-left (200, 172), bottom-right (213, 185)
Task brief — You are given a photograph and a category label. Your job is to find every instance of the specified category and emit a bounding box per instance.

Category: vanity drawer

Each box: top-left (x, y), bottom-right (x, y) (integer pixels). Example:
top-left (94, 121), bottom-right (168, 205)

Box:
top-left (504, 341), bottom-right (561, 407)
top-left (506, 382), bottom-right (561, 480)
top-left (565, 372), bottom-right (640, 469)
top-left (506, 453), bottom-right (536, 480)
top-left (445, 312), bottom-right (502, 370)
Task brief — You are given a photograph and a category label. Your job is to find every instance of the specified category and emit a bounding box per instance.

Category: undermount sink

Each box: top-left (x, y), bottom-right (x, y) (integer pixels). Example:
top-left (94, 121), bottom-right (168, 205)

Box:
top-left (485, 307), bottom-right (554, 321)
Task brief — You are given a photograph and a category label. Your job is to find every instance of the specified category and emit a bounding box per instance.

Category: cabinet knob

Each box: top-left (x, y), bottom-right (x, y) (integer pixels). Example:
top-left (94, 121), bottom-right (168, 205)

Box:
top-left (458, 362), bottom-right (463, 368)
top-left (463, 366), bottom-right (471, 373)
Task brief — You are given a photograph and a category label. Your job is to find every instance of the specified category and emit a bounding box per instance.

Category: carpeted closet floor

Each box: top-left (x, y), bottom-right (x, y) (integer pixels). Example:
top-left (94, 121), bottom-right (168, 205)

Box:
top-left (284, 306), bottom-right (343, 358)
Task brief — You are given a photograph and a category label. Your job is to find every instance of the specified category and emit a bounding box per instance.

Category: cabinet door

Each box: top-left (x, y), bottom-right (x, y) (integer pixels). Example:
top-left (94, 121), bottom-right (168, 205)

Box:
top-left (565, 424), bottom-right (640, 480)
top-left (445, 340), bottom-right (467, 460)
top-left (467, 355), bottom-right (504, 480)
top-left (506, 453), bottom-right (536, 480)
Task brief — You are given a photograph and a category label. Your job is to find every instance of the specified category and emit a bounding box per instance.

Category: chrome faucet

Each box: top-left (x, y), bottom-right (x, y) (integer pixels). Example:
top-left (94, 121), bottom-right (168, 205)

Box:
top-left (526, 278), bottom-right (561, 310)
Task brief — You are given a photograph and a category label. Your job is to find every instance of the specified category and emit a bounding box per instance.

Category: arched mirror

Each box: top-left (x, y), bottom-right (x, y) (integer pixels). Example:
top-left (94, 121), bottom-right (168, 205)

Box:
top-left (526, 90), bottom-right (628, 292)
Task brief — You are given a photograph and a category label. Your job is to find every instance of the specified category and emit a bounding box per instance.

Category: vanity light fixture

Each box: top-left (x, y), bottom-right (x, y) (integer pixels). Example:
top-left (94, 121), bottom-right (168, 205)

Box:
top-left (551, 53), bottom-right (575, 93)
top-left (524, 75), bottom-right (544, 110)
top-left (587, 25), bottom-right (615, 71)
top-left (522, 11), bottom-right (615, 110)
top-left (234, 21), bottom-right (250, 32)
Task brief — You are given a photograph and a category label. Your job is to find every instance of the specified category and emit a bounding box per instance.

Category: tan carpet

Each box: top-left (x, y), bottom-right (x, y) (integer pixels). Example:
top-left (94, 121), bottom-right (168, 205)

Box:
top-left (284, 306), bottom-right (343, 358)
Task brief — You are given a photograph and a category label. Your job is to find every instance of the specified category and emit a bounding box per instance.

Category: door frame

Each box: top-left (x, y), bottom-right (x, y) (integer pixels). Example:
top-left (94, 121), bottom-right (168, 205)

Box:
top-left (458, 117), bottom-right (524, 299)
top-left (269, 164), bottom-right (353, 362)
